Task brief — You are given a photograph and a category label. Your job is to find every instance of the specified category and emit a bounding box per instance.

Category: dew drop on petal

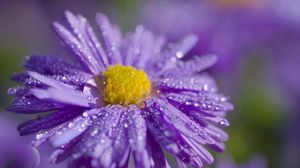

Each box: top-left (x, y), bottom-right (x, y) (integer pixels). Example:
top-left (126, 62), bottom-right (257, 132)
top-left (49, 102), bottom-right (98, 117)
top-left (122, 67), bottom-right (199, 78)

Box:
top-left (219, 119), bottom-right (230, 126)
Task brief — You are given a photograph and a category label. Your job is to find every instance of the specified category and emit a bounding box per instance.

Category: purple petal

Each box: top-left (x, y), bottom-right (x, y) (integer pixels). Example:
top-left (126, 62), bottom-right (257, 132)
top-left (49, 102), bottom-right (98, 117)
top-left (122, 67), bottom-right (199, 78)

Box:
top-left (40, 108), bottom-right (106, 148)
top-left (207, 142), bottom-right (226, 152)
top-left (84, 15), bottom-right (110, 67)
top-left (173, 35), bottom-right (198, 59)
top-left (32, 108), bottom-right (95, 147)
top-left (96, 13), bottom-right (122, 64)
top-left (155, 74), bottom-right (218, 93)
top-left (7, 96), bottom-right (60, 113)
top-left (176, 158), bottom-right (188, 168)
top-left (182, 135), bottom-right (214, 165)
top-left (31, 88), bottom-right (92, 107)
top-left (165, 92), bottom-right (233, 114)
top-left (203, 116), bottom-right (230, 127)
top-left (8, 87), bottom-right (31, 96)
top-left (204, 125), bottom-right (229, 142)
top-left (162, 55), bottom-right (217, 77)
top-left (65, 11), bottom-right (107, 72)
top-left (50, 119), bottom-right (89, 147)
top-left (149, 98), bottom-right (216, 145)
top-left (122, 26), bottom-right (165, 69)
top-left (52, 74), bottom-right (90, 86)
top-left (10, 73), bottom-right (30, 83)
top-left (16, 71), bottom-right (91, 88)
top-left (28, 71), bottom-right (76, 90)
top-left (126, 105), bottom-right (151, 168)
top-left (49, 133), bottom-right (83, 164)
top-left (68, 156), bottom-right (93, 168)
top-left (13, 72), bottom-right (90, 89)
top-left (11, 73), bottom-right (46, 87)
top-left (147, 133), bottom-right (167, 168)
top-left (24, 55), bottom-right (78, 75)
top-left (71, 106), bottom-right (130, 168)
top-left (148, 35), bottom-right (197, 77)
top-left (144, 106), bottom-right (185, 156)
top-left (52, 21), bottom-right (100, 75)
top-left (18, 107), bottom-right (84, 135)
top-left (144, 98), bottom-right (205, 167)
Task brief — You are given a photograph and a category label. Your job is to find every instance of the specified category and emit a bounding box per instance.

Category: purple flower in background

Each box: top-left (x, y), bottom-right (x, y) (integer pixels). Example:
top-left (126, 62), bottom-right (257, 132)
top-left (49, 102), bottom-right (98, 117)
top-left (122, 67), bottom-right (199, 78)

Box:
top-left (7, 11), bottom-right (233, 168)
top-left (140, 0), bottom-right (254, 72)
top-left (0, 115), bottom-right (39, 168)
top-left (216, 155), bottom-right (267, 168)
top-left (140, 0), bottom-right (299, 74)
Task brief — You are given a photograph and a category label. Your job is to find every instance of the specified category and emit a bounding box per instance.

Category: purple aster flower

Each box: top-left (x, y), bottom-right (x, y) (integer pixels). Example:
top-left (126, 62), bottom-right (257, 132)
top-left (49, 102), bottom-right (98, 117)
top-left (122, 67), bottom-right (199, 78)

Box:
top-left (7, 11), bottom-right (233, 168)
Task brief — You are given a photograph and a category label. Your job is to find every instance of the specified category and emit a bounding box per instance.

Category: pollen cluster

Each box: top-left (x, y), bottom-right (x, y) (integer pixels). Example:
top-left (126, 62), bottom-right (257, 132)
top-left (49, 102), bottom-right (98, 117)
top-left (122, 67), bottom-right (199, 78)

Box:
top-left (103, 65), bottom-right (151, 106)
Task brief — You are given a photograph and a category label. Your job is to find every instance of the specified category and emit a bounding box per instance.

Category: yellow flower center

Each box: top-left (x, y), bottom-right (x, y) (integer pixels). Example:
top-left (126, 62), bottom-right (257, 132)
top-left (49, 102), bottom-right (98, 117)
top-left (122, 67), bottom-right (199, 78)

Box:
top-left (102, 65), bottom-right (151, 106)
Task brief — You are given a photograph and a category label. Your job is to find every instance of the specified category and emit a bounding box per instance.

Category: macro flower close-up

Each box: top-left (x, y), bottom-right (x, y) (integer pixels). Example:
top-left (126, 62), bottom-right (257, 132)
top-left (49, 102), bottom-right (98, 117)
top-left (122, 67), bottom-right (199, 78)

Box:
top-left (6, 11), bottom-right (233, 168)
top-left (2, 0), bottom-right (300, 168)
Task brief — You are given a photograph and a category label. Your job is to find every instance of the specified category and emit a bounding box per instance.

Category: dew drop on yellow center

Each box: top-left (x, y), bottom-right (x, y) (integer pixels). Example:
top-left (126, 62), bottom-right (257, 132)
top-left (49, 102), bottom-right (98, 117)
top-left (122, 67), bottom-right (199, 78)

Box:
top-left (102, 65), bottom-right (151, 106)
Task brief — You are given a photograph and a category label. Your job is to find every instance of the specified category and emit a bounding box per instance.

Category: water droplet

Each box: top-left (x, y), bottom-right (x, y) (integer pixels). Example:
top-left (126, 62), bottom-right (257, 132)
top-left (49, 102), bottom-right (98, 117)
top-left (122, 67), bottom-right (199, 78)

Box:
top-left (220, 97), bottom-right (227, 102)
top-left (166, 143), bottom-right (179, 153)
top-left (164, 131), bottom-right (171, 136)
top-left (185, 101), bottom-right (191, 105)
top-left (68, 122), bottom-right (74, 128)
top-left (203, 84), bottom-right (209, 91)
top-left (82, 112), bottom-right (88, 117)
top-left (87, 96), bottom-right (93, 101)
top-left (91, 129), bottom-right (98, 136)
top-left (129, 138), bottom-right (134, 144)
top-left (36, 131), bottom-right (47, 140)
top-left (219, 120), bottom-right (230, 127)
top-left (176, 51), bottom-right (184, 58)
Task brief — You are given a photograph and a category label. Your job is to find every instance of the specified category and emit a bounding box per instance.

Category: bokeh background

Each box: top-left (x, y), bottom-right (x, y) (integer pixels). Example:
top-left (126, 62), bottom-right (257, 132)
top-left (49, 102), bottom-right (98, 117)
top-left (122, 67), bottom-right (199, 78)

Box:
top-left (0, 0), bottom-right (299, 167)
